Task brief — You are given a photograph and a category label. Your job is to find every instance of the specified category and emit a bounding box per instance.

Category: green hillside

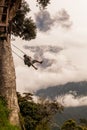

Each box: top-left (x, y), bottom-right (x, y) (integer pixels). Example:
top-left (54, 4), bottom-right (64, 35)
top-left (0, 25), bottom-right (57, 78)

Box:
top-left (0, 96), bottom-right (20, 130)
top-left (35, 81), bottom-right (87, 99)
top-left (36, 81), bottom-right (87, 129)
top-left (55, 106), bottom-right (87, 126)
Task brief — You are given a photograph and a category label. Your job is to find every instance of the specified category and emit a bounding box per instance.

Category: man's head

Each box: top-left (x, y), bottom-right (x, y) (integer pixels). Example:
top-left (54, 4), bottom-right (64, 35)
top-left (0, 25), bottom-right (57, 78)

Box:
top-left (24, 54), bottom-right (27, 58)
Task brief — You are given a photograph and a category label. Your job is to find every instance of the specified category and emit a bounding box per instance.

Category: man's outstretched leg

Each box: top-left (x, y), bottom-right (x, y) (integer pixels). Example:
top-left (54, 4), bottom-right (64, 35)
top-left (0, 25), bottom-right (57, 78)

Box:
top-left (32, 60), bottom-right (43, 64)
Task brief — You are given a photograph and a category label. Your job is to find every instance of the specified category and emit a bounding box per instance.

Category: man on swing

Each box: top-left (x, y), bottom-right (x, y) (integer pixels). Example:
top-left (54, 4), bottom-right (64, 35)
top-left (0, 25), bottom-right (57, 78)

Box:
top-left (23, 54), bottom-right (43, 70)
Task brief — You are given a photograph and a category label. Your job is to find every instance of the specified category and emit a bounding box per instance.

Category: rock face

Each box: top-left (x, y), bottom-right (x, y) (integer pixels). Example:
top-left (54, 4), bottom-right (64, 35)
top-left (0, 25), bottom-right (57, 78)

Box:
top-left (0, 37), bottom-right (20, 126)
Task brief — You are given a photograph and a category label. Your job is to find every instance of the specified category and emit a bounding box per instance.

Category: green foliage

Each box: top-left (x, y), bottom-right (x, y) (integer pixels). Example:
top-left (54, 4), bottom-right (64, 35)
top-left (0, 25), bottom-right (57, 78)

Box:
top-left (12, 0), bottom-right (36, 40)
top-left (36, 0), bottom-right (51, 9)
top-left (61, 119), bottom-right (77, 130)
top-left (17, 92), bottom-right (63, 130)
top-left (36, 122), bottom-right (50, 130)
top-left (11, 0), bottom-right (50, 40)
top-left (61, 119), bottom-right (87, 130)
top-left (0, 96), bottom-right (20, 130)
top-left (80, 119), bottom-right (87, 126)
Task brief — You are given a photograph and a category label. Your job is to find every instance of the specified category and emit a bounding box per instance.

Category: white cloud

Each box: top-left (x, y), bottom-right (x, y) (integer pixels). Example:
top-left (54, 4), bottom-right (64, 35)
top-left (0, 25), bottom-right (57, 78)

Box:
top-left (35, 9), bottom-right (72, 32)
top-left (56, 94), bottom-right (87, 107)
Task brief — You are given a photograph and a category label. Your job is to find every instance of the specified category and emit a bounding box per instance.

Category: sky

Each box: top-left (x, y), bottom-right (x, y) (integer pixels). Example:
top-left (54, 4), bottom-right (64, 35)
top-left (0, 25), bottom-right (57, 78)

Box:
top-left (11, 0), bottom-right (87, 106)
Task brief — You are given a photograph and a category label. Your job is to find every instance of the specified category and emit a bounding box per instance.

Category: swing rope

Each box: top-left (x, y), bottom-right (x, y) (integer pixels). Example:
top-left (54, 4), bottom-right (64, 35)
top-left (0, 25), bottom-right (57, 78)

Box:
top-left (12, 50), bottom-right (24, 60)
top-left (12, 43), bottom-right (26, 55)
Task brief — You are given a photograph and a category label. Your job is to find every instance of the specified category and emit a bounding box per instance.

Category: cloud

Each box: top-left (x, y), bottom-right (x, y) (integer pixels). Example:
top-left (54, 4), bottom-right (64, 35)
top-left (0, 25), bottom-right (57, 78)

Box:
top-left (55, 9), bottom-right (72, 28)
top-left (35, 11), bottom-right (54, 32)
top-left (35, 9), bottom-right (72, 32)
top-left (56, 94), bottom-right (87, 107)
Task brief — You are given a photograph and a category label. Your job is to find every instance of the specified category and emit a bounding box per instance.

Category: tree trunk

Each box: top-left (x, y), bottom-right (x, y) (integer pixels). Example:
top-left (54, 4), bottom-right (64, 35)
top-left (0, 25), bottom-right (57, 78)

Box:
top-left (0, 37), bottom-right (20, 126)
top-left (0, 0), bottom-right (21, 126)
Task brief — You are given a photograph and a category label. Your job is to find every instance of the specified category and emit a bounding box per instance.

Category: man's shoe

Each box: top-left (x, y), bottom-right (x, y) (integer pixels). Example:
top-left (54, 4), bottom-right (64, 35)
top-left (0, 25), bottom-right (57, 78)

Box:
top-left (40, 61), bottom-right (43, 64)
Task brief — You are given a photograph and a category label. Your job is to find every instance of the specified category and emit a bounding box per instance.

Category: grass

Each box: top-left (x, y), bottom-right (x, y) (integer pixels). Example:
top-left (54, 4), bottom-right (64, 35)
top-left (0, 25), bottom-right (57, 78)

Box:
top-left (0, 96), bottom-right (20, 130)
